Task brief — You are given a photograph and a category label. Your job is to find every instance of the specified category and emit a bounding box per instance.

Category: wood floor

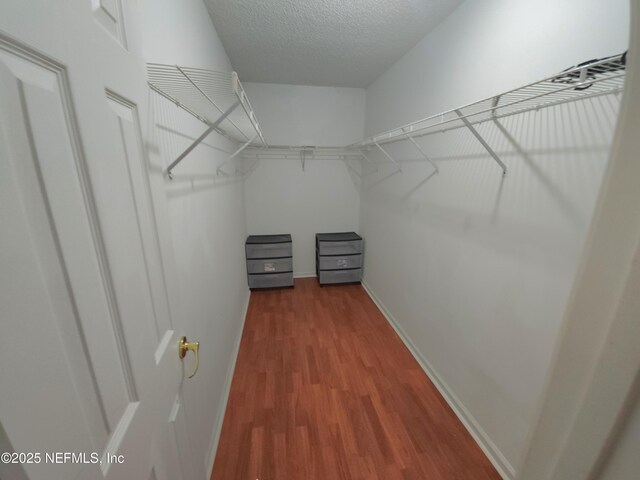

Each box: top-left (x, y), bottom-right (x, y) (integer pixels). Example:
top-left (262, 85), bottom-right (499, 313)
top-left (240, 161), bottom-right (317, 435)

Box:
top-left (211, 278), bottom-right (501, 480)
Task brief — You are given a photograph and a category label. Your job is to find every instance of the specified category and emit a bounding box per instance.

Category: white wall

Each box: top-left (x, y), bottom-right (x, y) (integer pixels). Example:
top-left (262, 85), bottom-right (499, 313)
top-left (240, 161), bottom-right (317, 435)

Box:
top-left (243, 83), bottom-right (366, 146)
top-left (243, 83), bottom-right (364, 275)
top-left (360, 0), bottom-right (629, 478)
top-left (141, 0), bottom-right (249, 476)
top-left (518, 4), bottom-right (640, 475)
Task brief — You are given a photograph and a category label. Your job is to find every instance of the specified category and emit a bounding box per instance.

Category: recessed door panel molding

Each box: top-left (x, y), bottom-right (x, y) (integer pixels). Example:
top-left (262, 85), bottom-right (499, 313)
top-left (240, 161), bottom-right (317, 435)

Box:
top-left (106, 90), bottom-right (173, 341)
top-left (91, 0), bottom-right (127, 49)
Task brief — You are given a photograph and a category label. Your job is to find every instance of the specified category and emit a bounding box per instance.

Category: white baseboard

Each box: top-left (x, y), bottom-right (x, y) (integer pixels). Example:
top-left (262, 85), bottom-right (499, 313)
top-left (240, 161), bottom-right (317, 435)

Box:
top-left (361, 281), bottom-right (516, 480)
top-left (294, 272), bottom-right (316, 278)
top-left (205, 290), bottom-right (251, 478)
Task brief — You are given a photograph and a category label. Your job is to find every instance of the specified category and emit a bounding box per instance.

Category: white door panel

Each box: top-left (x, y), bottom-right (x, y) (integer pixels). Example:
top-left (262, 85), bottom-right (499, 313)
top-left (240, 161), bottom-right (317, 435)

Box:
top-left (0, 1), bottom-right (193, 478)
top-left (0, 58), bottom-right (111, 480)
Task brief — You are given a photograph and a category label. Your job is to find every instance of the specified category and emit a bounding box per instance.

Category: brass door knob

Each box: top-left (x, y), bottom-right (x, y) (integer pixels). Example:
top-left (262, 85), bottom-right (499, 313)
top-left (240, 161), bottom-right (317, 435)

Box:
top-left (178, 336), bottom-right (200, 379)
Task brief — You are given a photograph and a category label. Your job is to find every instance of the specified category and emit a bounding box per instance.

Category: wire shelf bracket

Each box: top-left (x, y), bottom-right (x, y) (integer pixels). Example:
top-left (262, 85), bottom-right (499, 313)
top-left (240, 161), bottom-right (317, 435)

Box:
top-left (374, 142), bottom-right (401, 172)
top-left (454, 109), bottom-right (507, 175)
top-left (358, 150), bottom-right (377, 173)
top-left (403, 131), bottom-right (439, 174)
top-left (166, 100), bottom-right (239, 179)
top-left (217, 134), bottom-right (258, 176)
top-left (147, 63), bottom-right (267, 179)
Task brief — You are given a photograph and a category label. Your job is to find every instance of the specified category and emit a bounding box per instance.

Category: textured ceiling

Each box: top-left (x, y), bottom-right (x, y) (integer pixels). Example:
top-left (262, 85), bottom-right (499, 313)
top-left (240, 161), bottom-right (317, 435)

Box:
top-left (204, 0), bottom-right (464, 88)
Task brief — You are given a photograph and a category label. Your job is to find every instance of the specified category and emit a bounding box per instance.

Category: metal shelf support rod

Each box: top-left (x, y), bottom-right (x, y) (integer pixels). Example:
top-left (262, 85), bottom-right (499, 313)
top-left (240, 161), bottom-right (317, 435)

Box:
top-left (358, 150), bottom-right (374, 166)
top-left (454, 109), bottom-right (507, 175)
top-left (358, 150), bottom-right (378, 174)
top-left (176, 65), bottom-right (248, 142)
top-left (374, 142), bottom-right (401, 172)
top-left (167, 100), bottom-right (240, 178)
top-left (217, 134), bottom-right (257, 175)
top-left (403, 131), bottom-right (439, 173)
top-left (242, 159), bottom-right (260, 178)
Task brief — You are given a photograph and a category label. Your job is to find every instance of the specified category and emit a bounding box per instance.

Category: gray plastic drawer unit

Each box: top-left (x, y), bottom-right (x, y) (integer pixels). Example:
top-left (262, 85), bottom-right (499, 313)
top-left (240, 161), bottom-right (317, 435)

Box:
top-left (246, 234), bottom-right (293, 289)
top-left (316, 232), bottom-right (363, 256)
top-left (248, 272), bottom-right (294, 289)
top-left (246, 242), bottom-right (292, 259)
top-left (316, 232), bottom-right (363, 285)
top-left (318, 269), bottom-right (362, 285)
top-left (318, 254), bottom-right (362, 270)
top-left (247, 257), bottom-right (293, 274)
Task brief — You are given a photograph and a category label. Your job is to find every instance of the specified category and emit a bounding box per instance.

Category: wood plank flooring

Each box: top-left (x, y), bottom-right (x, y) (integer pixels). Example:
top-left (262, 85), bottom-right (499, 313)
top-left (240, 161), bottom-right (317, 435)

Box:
top-left (211, 278), bottom-right (501, 480)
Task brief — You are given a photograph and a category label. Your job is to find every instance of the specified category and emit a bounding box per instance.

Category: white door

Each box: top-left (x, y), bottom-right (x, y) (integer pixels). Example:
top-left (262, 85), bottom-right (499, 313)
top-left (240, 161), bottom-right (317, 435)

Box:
top-left (0, 2), bottom-right (197, 480)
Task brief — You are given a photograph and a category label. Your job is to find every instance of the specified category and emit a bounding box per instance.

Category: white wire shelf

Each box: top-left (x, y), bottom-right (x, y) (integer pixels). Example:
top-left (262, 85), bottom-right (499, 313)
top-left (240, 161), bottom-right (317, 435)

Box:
top-left (148, 63), bottom-right (266, 145)
top-left (148, 54), bottom-right (625, 179)
top-left (147, 63), bottom-right (267, 177)
top-left (351, 54), bottom-right (626, 164)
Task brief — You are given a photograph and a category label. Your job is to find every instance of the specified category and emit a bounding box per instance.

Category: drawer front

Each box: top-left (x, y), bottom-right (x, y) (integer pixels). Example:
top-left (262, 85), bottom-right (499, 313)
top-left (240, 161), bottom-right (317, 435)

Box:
top-left (246, 234), bottom-right (291, 244)
top-left (318, 268), bottom-right (362, 285)
top-left (318, 254), bottom-right (362, 270)
top-left (246, 242), bottom-right (292, 259)
top-left (247, 257), bottom-right (293, 274)
top-left (317, 239), bottom-right (362, 256)
top-left (248, 272), bottom-right (294, 289)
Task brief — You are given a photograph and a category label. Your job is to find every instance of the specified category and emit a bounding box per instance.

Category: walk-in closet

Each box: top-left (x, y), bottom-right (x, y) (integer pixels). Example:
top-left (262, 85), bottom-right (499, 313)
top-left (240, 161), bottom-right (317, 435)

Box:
top-left (1, 1), bottom-right (639, 479)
